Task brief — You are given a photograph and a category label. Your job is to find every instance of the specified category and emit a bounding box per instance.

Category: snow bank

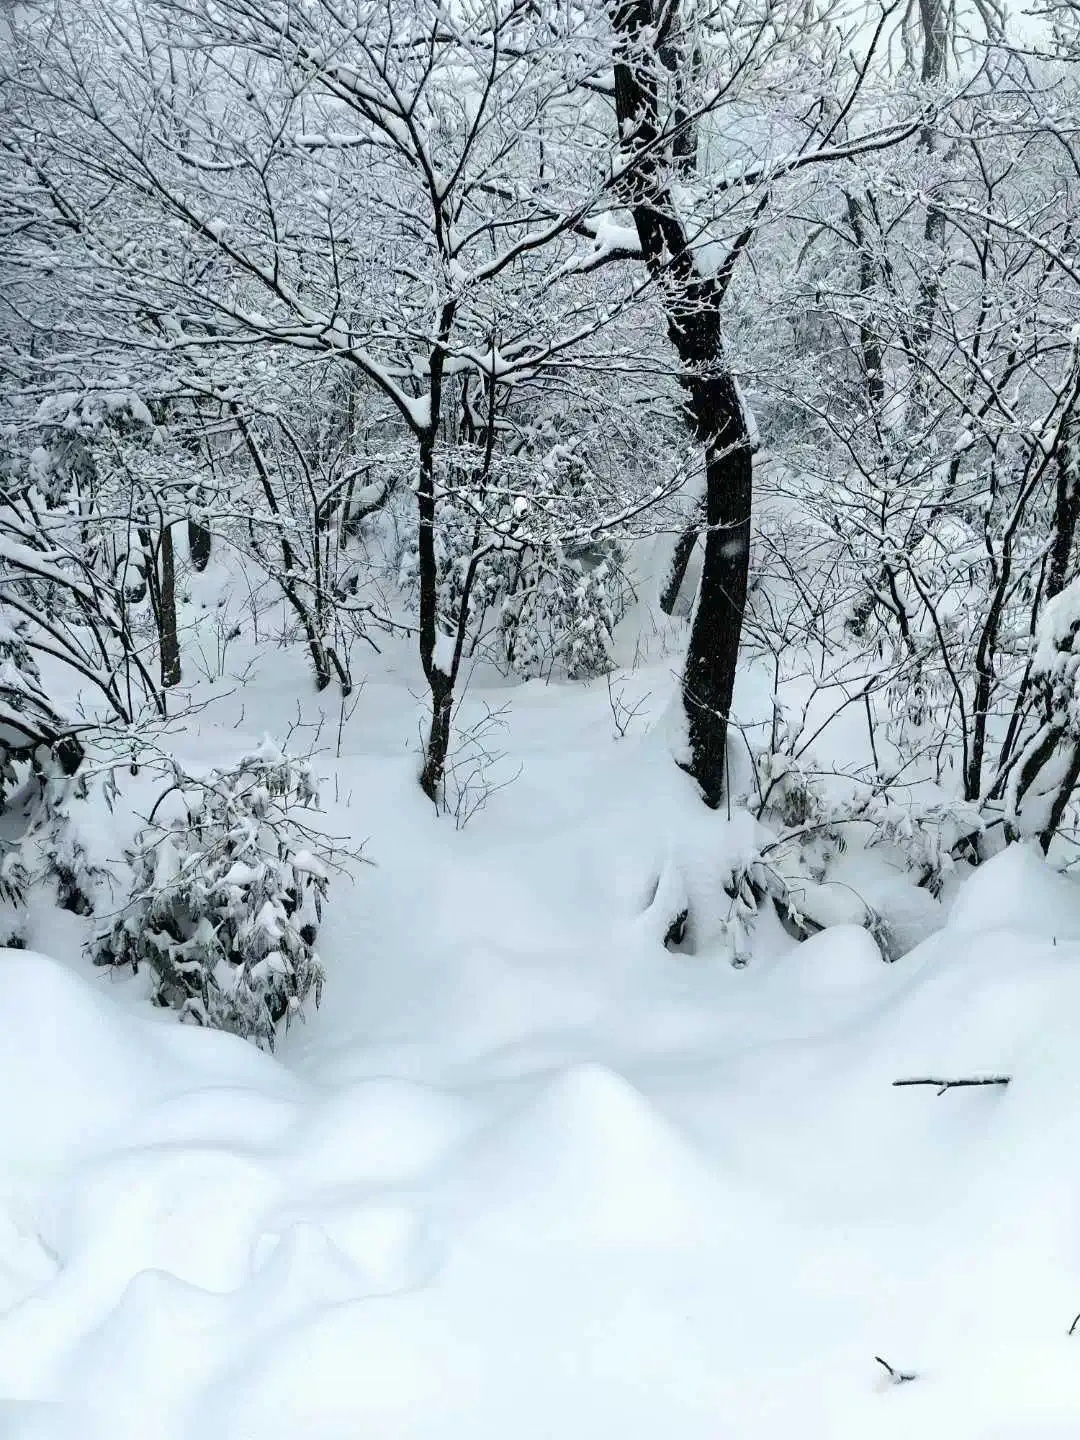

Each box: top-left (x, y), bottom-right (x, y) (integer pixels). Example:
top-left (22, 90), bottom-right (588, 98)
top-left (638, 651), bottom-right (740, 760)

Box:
top-left (6, 739), bottom-right (1080, 1439)
top-left (947, 838), bottom-right (1080, 941)
top-left (0, 951), bottom-right (165, 1172)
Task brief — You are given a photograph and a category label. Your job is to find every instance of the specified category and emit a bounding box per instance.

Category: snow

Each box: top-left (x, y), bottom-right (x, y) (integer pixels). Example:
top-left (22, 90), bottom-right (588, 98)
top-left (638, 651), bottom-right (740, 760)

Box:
top-left (1034, 573), bottom-right (1080, 674)
top-left (5, 640), bottom-right (1080, 1438)
top-left (560, 212), bottom-right (640, 275)
top-left (432, 628), bottom-right (456, 677)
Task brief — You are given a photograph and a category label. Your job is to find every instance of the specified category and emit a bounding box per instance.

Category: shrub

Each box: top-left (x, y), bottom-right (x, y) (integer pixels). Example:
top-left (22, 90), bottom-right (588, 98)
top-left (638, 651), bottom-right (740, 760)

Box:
top-left (92, 743), bottom-right (330, 1050)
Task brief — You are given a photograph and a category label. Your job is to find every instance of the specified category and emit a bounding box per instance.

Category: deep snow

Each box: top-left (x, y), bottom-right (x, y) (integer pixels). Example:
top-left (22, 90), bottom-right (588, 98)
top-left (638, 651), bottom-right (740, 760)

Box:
top-left (2, 631), bottom-right (1080, 1439)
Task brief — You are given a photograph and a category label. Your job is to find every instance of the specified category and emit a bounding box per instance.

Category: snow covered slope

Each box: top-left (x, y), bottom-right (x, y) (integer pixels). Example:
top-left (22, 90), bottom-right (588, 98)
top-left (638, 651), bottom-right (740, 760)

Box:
top-left (2, 664), bottom-right (1080, 1439)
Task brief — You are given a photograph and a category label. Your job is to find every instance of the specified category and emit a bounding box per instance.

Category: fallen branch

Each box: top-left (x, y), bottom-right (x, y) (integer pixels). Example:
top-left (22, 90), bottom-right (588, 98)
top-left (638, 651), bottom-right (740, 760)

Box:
top-left (874, 1356), bottom-right (916, 1385)
top-left (893, 1076), bottom-right (1011, 1096)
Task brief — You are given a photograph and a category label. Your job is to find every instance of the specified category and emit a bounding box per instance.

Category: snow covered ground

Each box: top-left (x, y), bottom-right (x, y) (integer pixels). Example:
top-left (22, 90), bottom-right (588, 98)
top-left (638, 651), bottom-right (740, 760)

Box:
top-left (3, 630), bottom-right (1080, 1439)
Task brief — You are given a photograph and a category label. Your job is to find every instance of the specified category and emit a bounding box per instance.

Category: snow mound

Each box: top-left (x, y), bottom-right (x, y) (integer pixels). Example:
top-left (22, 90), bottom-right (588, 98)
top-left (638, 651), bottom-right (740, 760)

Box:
top-left (55, 1146), bottom-right (275, 1293)
top-left (947, 842), bottom-right (1080, 941)
top-left (55, 1268), bottom-right (220, 1439)
top-left (0, 1204), bottom-right (57, 1313)
top-left (458, 1062), bottom-right (727, 1247)
top-left (282, 1077), bottom-right (472, 1189)
top-left (780, 923), bottom-right (883, 991)
top-left (0, 952), bottom-right (163, 1171)
top-left (257, 1203), bottom-right (435, 1298)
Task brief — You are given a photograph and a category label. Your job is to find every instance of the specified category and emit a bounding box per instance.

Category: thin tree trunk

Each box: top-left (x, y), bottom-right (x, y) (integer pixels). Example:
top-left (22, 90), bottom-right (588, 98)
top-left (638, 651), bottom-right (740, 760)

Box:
top-left (140, 521), bottom-right (181, 689)
top-left (417, 432), bottom-right (449, 801)
top-left (158, 522), bottom-right (181, 688)
top-left (230, 403), bottom-right (336, 692)
top-left (911, 0), bottom-right (948, 390)
top-left (845, 193), bottom-right (885, 406)
top-left (1049, 406), bottom-right (1080, 601)
top-left (659, 501), bottom-right (703, 615)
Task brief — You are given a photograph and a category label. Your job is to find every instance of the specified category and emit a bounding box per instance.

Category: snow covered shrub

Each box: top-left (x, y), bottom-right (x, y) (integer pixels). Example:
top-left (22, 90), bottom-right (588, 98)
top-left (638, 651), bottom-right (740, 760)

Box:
top-left (499, 541), bottom-right (630, 680)
top-left (0, 614), bottom-right (83, 807)
top-left (0, 849), bottom-right (29, 948)
top-left (0, 605), bottom-right (92, 935)
top-left (19, 755), bottom-right (102, 918)
top-left (393, 492), bottom-right (630, 681)
top-left (1008, 577), bottom-right (1080, 848)
top-left (92, 744), bottom-right (330, 1050)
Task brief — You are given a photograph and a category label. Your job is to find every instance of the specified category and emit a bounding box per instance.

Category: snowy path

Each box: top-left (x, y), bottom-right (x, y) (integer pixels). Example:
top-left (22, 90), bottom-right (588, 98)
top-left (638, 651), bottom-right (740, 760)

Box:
top-left (4, 673), bottom-right (1080, 1437)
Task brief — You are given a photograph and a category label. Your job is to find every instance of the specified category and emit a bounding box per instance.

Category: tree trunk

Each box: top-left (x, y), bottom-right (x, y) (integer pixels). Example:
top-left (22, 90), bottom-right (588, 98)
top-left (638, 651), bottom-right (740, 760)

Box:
top-left (420, 677), bottom-right (453, 802)
top-left (1049, 406), bottom-right (1080, 601)
top-left (416, 432), bottom-right (447, 801)
top-left (911, 0), bottom-right (948, 387)
top-left (659, 499), bottom-right (703, 615)
top-left (188, 516), bottom-right (212, 572)
top-left (684, 386), bottom-right (752, 807)
top-left (610, 0), bottom-right (754, 807)
top-left (845, 193), bottom-right (885, 406)
top-left (158, 522), bottom-right (181, 688)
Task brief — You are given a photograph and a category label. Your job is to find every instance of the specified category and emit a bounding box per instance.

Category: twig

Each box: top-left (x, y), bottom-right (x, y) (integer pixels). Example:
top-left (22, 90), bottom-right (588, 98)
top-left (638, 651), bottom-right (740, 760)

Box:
top-left (893, 1075), bottom-right (1011, 1096)
top-left (874, 1356), bottom-right (916, 1384)
top-left (1069, 1313), bottom-right (1080, 1337)
top-left (606, 672), bottom-right (652, 740)
top-left (336, 677), bottom-right (364, 759)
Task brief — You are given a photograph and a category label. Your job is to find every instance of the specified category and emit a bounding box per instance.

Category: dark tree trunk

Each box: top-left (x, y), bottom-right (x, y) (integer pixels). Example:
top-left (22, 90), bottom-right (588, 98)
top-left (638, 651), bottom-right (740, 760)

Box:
top-left (421, 678), bottom-right (453, 802)
top-left (414, 305), bottom-right (459, 803)
top-left (158, 523), bottom-right (181, 688)
top-left (416, 428), bottom-right (449, 801)
top-left (845, 193), bottom-right (885, 407)
top-left (611, 0), bottom-right (753, 806)
top-left (659, 499), bottom-right (703, 616)
top-left (140, 521), bottom-right (181, 689)
top-left (685, 389), bottom-right (752, 807)
top-left (188, 516), bottom-right (212, 572)
top-left (911, 0), bottom-right (948, 386)
top-left (1049, 409), bottom-right (1080, 601)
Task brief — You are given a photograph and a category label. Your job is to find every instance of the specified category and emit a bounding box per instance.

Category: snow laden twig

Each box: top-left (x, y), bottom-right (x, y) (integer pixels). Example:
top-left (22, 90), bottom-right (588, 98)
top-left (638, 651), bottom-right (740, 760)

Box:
top-left (892, 1075), bottom-right (1011, 1095)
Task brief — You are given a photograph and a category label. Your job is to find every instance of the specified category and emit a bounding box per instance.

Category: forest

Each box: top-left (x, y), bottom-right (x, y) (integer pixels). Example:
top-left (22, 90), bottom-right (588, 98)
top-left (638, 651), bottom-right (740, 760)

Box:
top-left (3, 0), bottom-right (1080, 1434)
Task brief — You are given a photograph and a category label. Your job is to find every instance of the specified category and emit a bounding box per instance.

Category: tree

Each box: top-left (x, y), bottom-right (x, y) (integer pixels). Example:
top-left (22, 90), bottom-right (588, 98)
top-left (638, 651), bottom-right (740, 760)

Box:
top-left (745, 35), bottom-right (1080, 870)
top-left (600, 0), bottom-right (919, 806)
